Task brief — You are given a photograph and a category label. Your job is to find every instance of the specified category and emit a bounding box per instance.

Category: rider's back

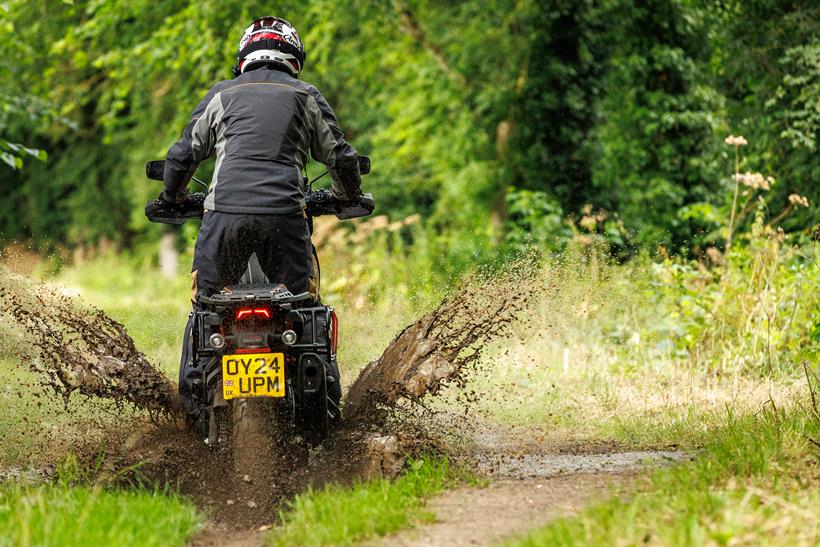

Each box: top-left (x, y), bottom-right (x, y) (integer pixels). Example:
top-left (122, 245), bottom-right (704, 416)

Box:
top-left (170, 67), bottom-right (356, 216)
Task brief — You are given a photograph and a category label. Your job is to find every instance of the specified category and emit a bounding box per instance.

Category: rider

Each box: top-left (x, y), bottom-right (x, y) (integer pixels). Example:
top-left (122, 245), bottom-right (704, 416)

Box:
top-left (162, 15), bottom-right (361, 302)
top-left (161, 16), bottom-right (361, 419)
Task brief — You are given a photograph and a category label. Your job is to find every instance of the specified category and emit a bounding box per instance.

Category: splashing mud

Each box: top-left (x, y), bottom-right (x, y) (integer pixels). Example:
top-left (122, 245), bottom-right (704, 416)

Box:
top-left (345, 263), bottom-right (539, 424)
top-left (0, 268), bottom-right (177, 414)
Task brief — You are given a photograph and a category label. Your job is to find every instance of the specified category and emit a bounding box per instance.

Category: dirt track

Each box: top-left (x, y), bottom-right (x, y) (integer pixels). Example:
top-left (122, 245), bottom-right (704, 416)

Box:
top-left (374, 474), bottom-right (628, 546)
top-left (374, 449), bottom-right (685, 547)
top-left (186, 447), bottom-right (685, 547)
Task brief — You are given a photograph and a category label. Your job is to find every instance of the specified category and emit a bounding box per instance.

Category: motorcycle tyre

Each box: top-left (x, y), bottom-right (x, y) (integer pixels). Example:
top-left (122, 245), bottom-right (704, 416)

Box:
top-left (212, 405), bottom-right (234, 471)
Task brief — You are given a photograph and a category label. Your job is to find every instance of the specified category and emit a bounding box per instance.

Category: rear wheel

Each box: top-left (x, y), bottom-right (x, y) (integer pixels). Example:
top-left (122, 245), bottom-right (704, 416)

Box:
top-left (295, 376), bottom-right (330, 446)
top-left (212, 405), bottom-right (234, 471)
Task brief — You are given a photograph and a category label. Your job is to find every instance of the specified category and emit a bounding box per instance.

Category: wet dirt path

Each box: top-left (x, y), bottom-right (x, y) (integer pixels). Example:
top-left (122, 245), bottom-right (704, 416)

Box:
top-left (374, 474), bottom-right (628, 547)
top-left (371, 450), bottom-right (687, 547)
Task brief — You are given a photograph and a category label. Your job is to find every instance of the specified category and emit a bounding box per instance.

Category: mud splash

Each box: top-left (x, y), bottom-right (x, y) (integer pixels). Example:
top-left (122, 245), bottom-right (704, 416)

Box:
top-left (345, 262), bottom-right (539, 424)
top-left (0, 268), bottom-right (178, 415)
top-left (0, 258), bottom-right (579, 535)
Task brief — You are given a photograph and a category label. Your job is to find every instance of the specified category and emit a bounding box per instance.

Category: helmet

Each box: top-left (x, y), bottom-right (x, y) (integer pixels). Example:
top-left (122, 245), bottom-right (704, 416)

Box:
top-left (233, 16), bottom-right (306, 77)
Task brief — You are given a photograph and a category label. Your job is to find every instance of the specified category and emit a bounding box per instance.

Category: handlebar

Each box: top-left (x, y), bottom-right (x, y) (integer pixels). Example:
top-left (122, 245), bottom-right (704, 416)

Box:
top-left (145, 189), bottom-right (375, 225)
top-left (144, 157), bottom-right (373, 225)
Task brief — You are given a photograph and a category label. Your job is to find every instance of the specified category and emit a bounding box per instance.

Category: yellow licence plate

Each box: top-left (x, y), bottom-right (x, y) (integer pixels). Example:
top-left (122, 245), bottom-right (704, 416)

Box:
top-left (222, 353), bottom-right (285, 400)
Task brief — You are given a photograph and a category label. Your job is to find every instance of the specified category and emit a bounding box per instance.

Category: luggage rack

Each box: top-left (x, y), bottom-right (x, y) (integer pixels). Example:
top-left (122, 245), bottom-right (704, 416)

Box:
top-left (200, 284), bottom-right (313, 306)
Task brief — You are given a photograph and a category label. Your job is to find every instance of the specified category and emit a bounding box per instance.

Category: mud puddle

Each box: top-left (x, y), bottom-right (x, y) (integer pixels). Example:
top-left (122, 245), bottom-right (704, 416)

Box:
top-left (473, 449), bottom-right (687, 479)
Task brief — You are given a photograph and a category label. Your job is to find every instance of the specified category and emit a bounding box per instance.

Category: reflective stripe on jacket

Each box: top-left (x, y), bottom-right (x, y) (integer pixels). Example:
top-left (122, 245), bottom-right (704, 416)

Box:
top-left (163, 67), bottom-right (361, 214)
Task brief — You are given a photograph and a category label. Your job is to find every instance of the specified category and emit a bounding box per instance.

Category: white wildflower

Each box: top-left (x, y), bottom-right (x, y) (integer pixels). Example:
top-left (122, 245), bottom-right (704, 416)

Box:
top-left (724, 135), bottom-right (748, 146)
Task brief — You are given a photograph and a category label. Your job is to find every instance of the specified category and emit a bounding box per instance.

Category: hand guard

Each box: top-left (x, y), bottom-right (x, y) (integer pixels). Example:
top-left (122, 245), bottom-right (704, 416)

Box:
top-left (145, 192), bottom-right (206, 224)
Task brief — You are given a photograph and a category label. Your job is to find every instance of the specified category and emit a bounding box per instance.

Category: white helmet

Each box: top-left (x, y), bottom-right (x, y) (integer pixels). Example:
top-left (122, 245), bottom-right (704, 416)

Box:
top-left (233, 16), bottom-right (306, 78)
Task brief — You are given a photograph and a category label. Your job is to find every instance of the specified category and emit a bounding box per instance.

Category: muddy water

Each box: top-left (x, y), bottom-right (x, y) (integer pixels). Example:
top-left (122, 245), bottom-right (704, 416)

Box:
top-left (0, 268), bottom-right (177, 415)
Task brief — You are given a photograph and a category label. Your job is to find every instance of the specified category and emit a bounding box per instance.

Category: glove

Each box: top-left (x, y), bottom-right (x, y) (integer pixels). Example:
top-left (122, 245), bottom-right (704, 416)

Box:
top-left (160, 190), bottom-right (188, 205)
top-left (341, 191), bottom-right (364, 206)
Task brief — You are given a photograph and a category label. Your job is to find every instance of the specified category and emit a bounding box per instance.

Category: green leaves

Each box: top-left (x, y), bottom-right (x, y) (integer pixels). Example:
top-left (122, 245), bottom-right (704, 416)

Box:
top-left (0, 140), bottom-right (47, 170)
top-left (0, 0), bottom-right (816, 256)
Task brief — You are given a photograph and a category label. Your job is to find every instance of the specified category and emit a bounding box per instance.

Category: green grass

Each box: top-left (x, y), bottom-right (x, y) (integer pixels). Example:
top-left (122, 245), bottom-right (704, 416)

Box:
top-left (0, 482), bottom-right (200, 547)
top-left (509, 407), bottom-right (820, 546)
top-left (269, 457), bottom-right (451, 546)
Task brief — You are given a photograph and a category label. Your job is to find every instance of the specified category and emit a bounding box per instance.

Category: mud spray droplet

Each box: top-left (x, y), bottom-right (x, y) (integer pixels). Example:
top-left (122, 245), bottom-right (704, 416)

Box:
top-left (344, 260), bottom-right (538, 425)
top-left (0, 267), bottom-right (178, 416)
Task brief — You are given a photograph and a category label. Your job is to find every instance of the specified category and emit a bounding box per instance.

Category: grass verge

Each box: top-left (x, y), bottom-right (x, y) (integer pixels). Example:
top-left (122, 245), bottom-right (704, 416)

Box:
top-left (0, 481), bottom-right (200, 547)
top-left (509, 404), bottom-right (820, 546)
top-left (269, 457), bottom-right (451, 546)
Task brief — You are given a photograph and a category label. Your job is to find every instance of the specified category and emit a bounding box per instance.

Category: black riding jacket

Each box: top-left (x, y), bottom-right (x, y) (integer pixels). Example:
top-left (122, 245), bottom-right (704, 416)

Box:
top-left (163, 67), bottom-right (361, 214)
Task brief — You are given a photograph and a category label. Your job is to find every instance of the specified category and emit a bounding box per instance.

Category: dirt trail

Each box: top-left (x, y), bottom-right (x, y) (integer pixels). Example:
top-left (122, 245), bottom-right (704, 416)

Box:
top-left (374, 449), bottom-right (686, 547)
top-left (375, 475), bottom-right (628, 547)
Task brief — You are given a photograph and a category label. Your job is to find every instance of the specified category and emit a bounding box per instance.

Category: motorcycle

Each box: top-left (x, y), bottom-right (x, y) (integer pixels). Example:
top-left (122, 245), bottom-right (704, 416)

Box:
top-left (143, 158), bottom-right (374, 461)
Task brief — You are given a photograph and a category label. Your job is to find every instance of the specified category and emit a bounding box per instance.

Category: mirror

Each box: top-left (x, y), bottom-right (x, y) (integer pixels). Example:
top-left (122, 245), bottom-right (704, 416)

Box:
top-left (145, 160), bottom-right (166, 181)
top-left (357, 155), bottom-right (371, 175)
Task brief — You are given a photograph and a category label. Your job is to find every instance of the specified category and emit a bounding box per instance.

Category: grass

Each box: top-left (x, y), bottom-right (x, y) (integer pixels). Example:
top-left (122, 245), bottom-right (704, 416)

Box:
top-left (0, 483), bottom-right (200, 547)
top-left (0, 359), bottom-right (129, 466)
top-left (426, 247), bottom-right (814, 449)
top-left (0, 456), bottom-right (201, 547)
top-left (269, 457), bottom-right (451, 546)
top-left (0, 238), bottom-right (815, 544)
top-left (509, 405), bottom-right (820, 546)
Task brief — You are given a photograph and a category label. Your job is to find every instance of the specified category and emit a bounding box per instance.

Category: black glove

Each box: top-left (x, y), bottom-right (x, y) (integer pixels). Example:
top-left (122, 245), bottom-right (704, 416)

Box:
top-left (160, 190), bottom-right (188, 205)
top-left (343, 191), bottom-right (364, 206)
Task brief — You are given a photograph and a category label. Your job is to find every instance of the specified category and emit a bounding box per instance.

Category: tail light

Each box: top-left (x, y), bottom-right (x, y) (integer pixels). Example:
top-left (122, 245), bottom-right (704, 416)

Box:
top-left (330, 310), bottom-right (339, 353)
top-left (236, 307), bottom-right (271, 321)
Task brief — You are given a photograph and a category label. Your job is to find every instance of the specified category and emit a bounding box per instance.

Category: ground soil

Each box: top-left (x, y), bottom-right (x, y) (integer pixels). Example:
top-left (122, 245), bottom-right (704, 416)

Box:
top-left (185, 446), bottom-right (684, 547)
top-left (371, 448), bottom-right (686, 547)
top-left (373, 474), bottom-right (633, 547)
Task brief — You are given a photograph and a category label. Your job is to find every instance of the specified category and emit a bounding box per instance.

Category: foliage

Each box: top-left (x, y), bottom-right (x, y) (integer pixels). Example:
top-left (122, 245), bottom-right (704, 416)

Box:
top-left (653, 227), bottom-right (818, 375)
top-left (270, 457), bottom-right (449, 546)
top-left (0, 0), bottom-right (816, 262)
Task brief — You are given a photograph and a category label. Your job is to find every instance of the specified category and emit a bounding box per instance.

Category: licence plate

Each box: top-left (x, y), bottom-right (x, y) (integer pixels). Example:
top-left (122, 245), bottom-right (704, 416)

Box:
top-left (222, 353), bottom-right (285, 400)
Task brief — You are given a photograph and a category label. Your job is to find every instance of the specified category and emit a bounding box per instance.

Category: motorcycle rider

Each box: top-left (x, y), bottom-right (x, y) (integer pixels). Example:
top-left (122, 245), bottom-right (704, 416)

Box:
top-left (161, 16), bottom-right (361, 420)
